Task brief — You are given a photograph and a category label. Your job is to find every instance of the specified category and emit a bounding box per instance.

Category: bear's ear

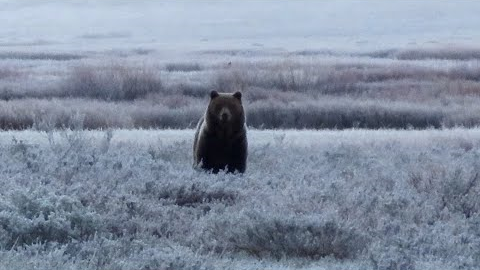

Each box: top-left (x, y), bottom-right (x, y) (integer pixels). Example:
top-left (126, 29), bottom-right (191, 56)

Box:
top-left (210, 90), bottom-right (219, 99)
top-left (233, 91), bottom-right (242, 100)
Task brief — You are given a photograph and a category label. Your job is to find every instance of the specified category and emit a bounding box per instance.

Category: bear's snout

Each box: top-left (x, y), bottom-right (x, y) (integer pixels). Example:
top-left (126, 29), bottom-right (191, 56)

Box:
top-left (219, 108), bottom-right (231, 122)
top-left (221, 113), bottom-right (228, 121)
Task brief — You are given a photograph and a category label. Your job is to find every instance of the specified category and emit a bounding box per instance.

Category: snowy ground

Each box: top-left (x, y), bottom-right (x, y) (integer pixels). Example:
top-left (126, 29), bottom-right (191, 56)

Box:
top-left (1, 128), bottom-right (480, 269)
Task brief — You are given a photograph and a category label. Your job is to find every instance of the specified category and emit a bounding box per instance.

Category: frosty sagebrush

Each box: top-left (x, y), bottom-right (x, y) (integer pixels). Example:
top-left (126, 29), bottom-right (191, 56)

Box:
top-left (0, 128), bottom-right (480, 269)
top-left (2, 56), bottom-right (480, 131)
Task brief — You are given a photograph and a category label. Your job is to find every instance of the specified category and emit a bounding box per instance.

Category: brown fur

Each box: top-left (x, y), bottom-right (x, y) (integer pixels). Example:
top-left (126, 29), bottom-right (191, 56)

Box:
top-left (193, 91), bottom-right (247, 173)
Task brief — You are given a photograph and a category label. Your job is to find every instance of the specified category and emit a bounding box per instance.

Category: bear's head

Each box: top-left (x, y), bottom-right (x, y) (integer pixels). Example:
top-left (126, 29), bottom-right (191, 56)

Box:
top-left (206, 90), bottom-right (245, 131)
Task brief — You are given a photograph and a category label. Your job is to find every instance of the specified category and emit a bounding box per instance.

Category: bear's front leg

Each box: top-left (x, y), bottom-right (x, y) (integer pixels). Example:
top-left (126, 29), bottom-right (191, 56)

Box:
top-left (227, 135), bottom-right (247, 173)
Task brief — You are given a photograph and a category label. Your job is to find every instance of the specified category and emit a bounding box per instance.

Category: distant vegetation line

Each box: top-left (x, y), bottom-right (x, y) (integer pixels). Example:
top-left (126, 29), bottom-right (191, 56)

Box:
top-left (0, 47), bottom-right (479, 130)
top-left (0, 97), bottom-right (478, 130)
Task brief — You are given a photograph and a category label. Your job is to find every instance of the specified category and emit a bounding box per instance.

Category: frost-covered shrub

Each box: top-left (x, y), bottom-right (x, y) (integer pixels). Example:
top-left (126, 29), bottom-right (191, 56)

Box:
top-left (165, 62), bottom-right (203, 72)
top-left (2, 47), bottom-right (480, 130)
top-left (439, 171), bottom-right (480, 218)
top-left (0, 67), bottom-right (21, 80)
top-left (175, 82), bottom-right (210, 98)
top-left (154, 183), bottom-right (237, 207)
top-left (0, 190), bottom-right (101, 248)
top-left (65, 64), bottom-right (163, 100)
top-left (246, 99), bottom-right (445, 129)
top-left (0, 240), bottom-right (217, 270)
top-left (1, 129), bottom-right (480, 269)
top-left (410, 168), bottom-right (480, 219)
top-left (214, 69), bottom-right (248, 92)
top-left (0, 52), bottom-right (83, 61)
top-left (370, 244), bottom-right (415, 270)
top-left (198, 211), bottom-right (367, 259)
top-left (130, 104), bottom-right (202, 129)
top-left (393, 47), bottom-right (480, 61)
top-left (131, 245), bottom-right (215, 270)
top-left (2, 81), bottom-right (480, 130)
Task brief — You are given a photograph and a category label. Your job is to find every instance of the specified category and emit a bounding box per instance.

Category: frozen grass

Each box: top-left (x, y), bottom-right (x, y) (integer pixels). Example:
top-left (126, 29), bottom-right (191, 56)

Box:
top-left (0, 52), bottom-right (83, 61)
top-left (2, 96), bottom-right (480, 130)
top-left (0, 98), bottom-right (203, 130)
top-left (0, 128), bottom-right (479, 269)
top-left (391, 47), bottom-right (480, 61)
top-left (0, 53), bottom-right (480, 130)
top-left (63, 64), bottom-right (164, 101)
top-left (165, 62), bottom-right (203, 72)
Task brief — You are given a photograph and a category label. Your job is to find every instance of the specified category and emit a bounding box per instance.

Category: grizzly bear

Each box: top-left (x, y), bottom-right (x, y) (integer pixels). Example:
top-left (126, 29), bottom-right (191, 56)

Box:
top-left (193, 90), bottom-right (248, 173)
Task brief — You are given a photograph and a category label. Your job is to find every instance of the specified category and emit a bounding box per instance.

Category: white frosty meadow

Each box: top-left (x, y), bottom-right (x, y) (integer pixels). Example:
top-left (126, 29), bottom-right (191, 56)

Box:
top-left (0, 128), bottom-right (480, 269)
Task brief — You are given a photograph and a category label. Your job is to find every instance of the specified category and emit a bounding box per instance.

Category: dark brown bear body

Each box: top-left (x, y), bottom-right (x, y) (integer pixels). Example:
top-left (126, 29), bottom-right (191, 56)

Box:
top-left (193, 91), bottom-right (247, 173)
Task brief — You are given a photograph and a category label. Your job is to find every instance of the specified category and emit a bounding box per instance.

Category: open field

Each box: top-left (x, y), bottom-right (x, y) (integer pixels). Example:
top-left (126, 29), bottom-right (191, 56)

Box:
top-left (1, 128), bottom-right (480, 269)
top-left (1, 49), bottom-right (480, 130)
top-left (0, 1), bottom-right (480, 130)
